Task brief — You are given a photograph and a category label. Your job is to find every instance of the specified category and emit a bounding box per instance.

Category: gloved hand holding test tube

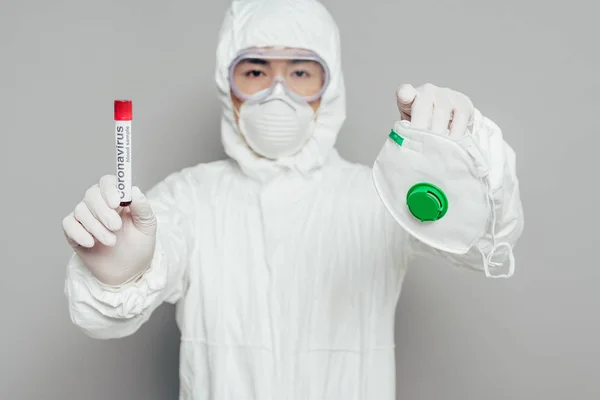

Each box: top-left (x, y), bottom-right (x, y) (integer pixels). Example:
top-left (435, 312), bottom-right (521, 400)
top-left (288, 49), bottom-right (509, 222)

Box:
top-left (61, 99), bottom-right (158, 286)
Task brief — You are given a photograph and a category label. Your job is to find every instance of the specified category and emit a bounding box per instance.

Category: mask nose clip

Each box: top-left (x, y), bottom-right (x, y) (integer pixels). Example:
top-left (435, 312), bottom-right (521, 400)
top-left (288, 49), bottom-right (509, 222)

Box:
top-left (266, 79), bottom-right (308, 106)
top-left (270, 78), bottom-right (287, 96)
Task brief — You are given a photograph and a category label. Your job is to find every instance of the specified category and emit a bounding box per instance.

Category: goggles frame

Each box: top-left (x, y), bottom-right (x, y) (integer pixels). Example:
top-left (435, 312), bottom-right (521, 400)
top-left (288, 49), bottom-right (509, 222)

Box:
top-left (228, 47), bottom-right (330, 103)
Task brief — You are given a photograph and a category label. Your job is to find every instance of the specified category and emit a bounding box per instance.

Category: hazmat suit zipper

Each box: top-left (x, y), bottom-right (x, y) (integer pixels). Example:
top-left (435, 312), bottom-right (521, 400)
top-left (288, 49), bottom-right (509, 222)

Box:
top-left (258, 186), bottom-right (282, 398)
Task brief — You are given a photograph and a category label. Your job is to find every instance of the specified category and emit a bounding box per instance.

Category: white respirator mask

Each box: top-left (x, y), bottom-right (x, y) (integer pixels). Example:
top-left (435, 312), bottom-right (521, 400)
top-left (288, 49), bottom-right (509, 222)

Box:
top-left (372, 120), bottom-right (515, 278)
top-left (235, 82), bottom-right (317, 159)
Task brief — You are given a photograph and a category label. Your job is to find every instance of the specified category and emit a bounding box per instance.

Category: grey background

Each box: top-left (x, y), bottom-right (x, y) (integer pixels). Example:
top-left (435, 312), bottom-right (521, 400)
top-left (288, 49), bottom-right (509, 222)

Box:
top-left (1, 0), bottom-right (598, 399)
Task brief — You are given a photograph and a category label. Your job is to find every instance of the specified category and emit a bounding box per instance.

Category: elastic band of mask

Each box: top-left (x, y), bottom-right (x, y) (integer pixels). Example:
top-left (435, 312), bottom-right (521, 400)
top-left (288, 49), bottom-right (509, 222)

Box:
top-left (478, 179), bottom-right (516, 278)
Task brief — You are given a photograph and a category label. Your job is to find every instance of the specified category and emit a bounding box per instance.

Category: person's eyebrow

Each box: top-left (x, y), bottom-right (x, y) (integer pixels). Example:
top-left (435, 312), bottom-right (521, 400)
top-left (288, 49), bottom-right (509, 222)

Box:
top-left (240, 58), bottom-right (269, 65)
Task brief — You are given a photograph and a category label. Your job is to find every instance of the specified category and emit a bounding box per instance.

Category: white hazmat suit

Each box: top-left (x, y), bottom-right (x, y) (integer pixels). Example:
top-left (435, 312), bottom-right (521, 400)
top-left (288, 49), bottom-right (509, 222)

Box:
top-left (63, 0), bottom-right (524, 398)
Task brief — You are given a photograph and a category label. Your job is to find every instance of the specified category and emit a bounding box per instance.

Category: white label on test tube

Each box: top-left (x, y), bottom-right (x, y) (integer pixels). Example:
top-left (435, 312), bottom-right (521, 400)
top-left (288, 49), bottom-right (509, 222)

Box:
top-left (114, 100), bottom-right (132, 206)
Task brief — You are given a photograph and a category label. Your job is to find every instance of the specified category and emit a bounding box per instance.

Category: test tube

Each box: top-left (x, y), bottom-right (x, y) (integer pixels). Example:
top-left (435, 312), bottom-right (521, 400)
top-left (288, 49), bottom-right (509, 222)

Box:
top-left (114, 100), bottom-right (132, 207)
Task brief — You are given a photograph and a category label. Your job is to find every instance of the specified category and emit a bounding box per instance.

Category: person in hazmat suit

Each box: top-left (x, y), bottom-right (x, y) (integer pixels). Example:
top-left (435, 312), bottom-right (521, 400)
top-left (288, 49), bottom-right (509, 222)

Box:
top-left (61, 0), bottom-right (524, 398)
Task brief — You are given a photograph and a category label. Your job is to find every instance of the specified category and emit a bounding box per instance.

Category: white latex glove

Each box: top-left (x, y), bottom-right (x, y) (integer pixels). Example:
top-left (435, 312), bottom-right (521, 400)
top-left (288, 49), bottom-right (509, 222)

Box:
top-left (62, 175), bottom-right (157, 286)
top-left (396, 83), bottom-right (476, 137)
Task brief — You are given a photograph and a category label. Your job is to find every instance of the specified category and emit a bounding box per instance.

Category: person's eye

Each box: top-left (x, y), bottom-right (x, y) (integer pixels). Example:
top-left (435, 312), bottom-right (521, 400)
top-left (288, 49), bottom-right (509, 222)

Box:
top-left (245, 70), bottom-right (265, 78)
top-left (292, 70), bottom-right (311, 78)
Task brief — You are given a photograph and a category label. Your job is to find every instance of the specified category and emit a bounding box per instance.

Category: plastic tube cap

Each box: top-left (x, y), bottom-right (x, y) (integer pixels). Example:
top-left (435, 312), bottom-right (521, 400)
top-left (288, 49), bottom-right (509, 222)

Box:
top-left (114, 100), bottom-right (132, 121)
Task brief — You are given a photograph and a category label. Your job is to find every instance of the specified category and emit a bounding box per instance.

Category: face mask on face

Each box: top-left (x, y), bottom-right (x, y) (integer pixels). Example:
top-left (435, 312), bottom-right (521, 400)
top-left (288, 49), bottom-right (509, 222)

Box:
top-left (236, 84), bottom-right (317, 160)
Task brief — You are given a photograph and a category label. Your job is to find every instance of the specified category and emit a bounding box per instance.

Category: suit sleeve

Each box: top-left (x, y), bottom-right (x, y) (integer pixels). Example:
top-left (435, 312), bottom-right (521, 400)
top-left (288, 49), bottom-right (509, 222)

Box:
top-left (64, 169), bottom-right (197, 339)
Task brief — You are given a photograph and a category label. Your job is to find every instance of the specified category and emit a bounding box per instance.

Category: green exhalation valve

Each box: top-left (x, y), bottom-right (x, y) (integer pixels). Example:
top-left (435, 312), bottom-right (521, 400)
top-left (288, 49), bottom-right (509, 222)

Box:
top-left (406, 182), bottom-right (448, 222)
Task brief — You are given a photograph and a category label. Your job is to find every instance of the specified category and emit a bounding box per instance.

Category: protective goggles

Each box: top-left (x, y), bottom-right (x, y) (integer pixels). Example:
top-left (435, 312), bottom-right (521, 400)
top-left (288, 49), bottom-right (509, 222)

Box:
top-left (228, 47), bottom-right (330, 103)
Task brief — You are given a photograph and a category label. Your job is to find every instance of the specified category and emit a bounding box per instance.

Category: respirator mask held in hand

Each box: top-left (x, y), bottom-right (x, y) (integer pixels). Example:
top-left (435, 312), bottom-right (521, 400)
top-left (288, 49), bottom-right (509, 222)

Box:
top-left (372, 120), bottom-right (515, 278)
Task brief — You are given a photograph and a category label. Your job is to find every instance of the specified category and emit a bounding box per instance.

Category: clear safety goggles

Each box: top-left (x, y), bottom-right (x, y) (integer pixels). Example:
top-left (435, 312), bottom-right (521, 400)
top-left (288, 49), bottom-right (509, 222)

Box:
top-left (228, 47), bottom-right (330, 103)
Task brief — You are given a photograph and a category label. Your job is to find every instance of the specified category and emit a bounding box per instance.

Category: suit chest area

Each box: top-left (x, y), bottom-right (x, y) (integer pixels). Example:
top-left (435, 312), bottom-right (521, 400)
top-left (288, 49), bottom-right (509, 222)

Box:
top-left (195, 176), bottom-right (389, 286)
top-left (179, 174), bottom-right (402, 349)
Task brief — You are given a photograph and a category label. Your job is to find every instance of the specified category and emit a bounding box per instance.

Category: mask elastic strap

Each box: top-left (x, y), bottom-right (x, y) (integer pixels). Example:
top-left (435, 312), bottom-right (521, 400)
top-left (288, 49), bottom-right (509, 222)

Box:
top-left (477, 179), bottom-right (515, 278)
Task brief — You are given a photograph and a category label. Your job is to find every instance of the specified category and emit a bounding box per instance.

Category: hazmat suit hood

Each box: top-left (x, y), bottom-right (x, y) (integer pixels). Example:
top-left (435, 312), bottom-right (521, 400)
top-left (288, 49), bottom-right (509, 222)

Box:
top-left (215, 0), bottom-right (346, 182)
